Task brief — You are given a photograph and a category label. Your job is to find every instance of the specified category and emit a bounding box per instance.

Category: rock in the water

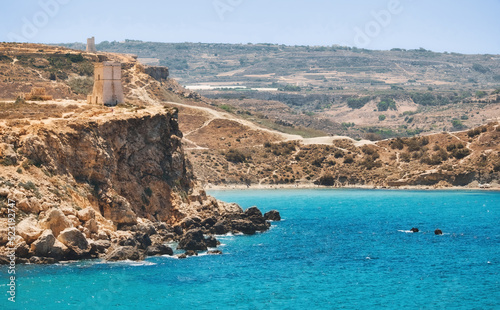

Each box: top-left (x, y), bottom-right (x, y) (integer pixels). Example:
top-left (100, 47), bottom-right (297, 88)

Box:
top-left (177, 253), bottom-right (188, 259)
top-left (205, 235), bottom-right (219, 248)
top-left (17, 215), bottom-right (43, 244)
top-left (39, 209), bottom-right (72, 237)
top-left (185, 250), bottom-right (198, 256)
top-left (30, 230), bottom-right (56, 257)
top-left (146, 244), bottom-right (173, 256)
top-left (264, 210), bottom-right (281, 221)
top-left (231, 219), bottom-right (258, 235)
top-left (177, 228), bottom-right (207, 251)
top-left (106, 246), bottom-right (144, 261)
top-left (212, 220), bottom-right (230, 235)
top-left (434, 229), bottom-right (443, 235)
top-left (244, 206), bottom-right (263, 218)
top-left (410, 228), bottom-right (419, 233)
top-left (207, 250), bottom-right (223, 255)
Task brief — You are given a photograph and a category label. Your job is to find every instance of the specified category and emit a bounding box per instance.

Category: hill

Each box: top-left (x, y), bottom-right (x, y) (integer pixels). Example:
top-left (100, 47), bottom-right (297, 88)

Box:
top-left (61, 41), bottom-right (500, 139)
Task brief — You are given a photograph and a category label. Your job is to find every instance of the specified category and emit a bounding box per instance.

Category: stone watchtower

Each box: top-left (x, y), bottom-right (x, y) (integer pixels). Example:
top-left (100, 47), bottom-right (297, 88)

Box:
top-left (86, 37), bottom-right (97, 53)
top-left (87, 62), bottom-right (124, 106)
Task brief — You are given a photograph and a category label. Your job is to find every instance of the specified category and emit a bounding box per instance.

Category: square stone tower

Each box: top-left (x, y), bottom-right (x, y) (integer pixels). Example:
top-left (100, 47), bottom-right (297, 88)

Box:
top-left (87, 62), bottom-right (124, 106)
top-left (86, 37), bottom-right (97, 53)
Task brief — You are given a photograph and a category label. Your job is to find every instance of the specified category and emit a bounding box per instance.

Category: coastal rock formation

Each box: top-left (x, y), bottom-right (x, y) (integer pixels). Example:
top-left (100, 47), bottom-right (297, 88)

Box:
top-left (410, 228), bottom-right (419, 233)
top-left (434, 229), bottom-right (443, 235)
top-left (0, 105), bottom-right (276, 264)
top-left (264, 210), bottom-right (281, 222)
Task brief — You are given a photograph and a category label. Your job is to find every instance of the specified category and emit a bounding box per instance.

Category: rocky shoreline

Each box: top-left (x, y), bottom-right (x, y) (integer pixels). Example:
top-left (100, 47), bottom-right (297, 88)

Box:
top-left (1, 203), bottom-right (280, 265)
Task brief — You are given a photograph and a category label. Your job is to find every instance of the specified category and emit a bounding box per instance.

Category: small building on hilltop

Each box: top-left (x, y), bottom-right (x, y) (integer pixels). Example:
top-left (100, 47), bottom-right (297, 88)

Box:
top-left (87, 62), bottom-right (124, 106)
top-left (86, 37), bottom-right (97, 53)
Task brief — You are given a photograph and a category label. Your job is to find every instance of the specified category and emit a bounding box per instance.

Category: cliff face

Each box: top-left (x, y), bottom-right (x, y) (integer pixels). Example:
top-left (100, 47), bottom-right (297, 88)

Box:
top-left (19, 107), bottom-right (193, 225)
top-left (1, 104), bottom-right (272, 264)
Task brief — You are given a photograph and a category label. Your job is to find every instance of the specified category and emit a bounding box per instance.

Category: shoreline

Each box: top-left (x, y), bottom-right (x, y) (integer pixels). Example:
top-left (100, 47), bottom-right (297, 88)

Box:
top-left (204, 183), bottom-right (500, 191)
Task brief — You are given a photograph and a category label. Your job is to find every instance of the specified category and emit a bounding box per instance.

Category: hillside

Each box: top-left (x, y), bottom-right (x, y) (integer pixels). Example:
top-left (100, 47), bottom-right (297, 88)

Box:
top-left (61, 41), bottom-right (500, 139)
top-left (0, 43), bottom-right (280, 264)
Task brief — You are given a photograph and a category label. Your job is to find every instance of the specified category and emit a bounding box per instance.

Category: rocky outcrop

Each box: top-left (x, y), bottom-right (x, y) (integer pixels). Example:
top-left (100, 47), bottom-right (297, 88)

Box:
top-left (264, 210), bottom-right (281, 222)
top-left (144, 66), bottom-right (169, 82)
top-left (106, 246), bottom-right (144, 261)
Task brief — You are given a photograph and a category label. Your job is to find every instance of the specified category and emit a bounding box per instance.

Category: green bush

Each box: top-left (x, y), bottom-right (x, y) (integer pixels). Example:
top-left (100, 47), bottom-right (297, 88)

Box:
top-left (472, 63), bottom-right (489, 73)
top-left (451, 119), bottom-right (465, 130)
top-left (225, 149), bottom-right (247, 163)
top-left (377, 99), bottom-right (396, 111)
top-left (379, 115), bottom-right (386, 121)
top-left (347, 96), bottom-right (371, 109)
top-left (316, 175), bottom-right (335, 186)
top-left (68, 77), bottom-right (93, 94)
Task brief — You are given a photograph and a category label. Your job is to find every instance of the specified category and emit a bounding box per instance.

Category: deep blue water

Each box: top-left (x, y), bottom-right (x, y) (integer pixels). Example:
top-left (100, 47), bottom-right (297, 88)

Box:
top-left (1, 189), bottom-right (499, 310)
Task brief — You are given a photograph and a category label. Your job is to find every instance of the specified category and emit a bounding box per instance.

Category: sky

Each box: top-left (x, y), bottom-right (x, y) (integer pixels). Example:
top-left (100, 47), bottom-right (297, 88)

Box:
top-left (1, 0), bottom-right (499, 54)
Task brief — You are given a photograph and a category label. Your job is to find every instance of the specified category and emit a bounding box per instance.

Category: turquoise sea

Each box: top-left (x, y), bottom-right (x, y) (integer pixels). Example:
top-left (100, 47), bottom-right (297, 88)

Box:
top-left (1, 189), bottom-right (499, 309)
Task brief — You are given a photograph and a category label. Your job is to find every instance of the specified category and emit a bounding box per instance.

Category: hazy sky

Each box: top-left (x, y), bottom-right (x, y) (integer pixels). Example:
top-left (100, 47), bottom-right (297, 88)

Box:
top-left (1, 0), bottom-right (499, 54)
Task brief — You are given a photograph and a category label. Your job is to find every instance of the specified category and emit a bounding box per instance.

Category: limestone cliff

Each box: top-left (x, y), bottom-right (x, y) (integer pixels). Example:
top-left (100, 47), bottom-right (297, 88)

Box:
top-left (0, 104), bottom-right (274, 264)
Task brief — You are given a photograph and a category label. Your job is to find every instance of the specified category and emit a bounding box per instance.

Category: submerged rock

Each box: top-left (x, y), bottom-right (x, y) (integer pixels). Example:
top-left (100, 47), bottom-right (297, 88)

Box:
top-left (434, 229), bottom-right (443, 235)
top-left (410, 228), bottom-right (419, 233)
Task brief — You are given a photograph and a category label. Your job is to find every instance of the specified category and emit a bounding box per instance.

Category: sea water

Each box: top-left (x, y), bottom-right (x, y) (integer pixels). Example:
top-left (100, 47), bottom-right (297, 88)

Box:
top-left (1, 189), bottom-right (499, 310)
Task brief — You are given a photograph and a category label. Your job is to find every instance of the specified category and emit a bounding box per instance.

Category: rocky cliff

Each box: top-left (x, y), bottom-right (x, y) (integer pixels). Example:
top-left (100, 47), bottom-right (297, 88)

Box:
top-left (0, 104), bottom-right (278, 264)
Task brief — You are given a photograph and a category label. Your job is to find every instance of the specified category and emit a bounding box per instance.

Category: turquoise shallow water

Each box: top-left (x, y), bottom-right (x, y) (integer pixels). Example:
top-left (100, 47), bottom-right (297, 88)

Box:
top-left (1, 189), bottom-right (499, 310)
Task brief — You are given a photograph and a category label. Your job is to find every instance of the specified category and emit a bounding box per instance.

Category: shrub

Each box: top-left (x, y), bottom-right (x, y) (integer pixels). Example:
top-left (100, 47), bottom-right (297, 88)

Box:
top-left (400, 152), bottom-right (411, 162)
top-left (390, 138), bottom-right (404, 150)
top-left (377, 99), bottom-right (396, 111)
top-left (347, 96), bottom-right (371, 109)
top-left (333, 149), bottom-right (344, 158)
top-left (451, 148), bottom-right (470, 159)
top-left (316, 175), bottom-right (335, 186)
top-left (472, 63), bottom-right (489, 73)
top-left (343, 155), bottom-right (354, 164)
top-left (225, 149), bottom-right (247, 163)
top-left (68, 77), bottom-right (93, 94)
top-left (379, 115), bottom-right (386, 121)
top-left (451, 119), bottom-right (465, 130)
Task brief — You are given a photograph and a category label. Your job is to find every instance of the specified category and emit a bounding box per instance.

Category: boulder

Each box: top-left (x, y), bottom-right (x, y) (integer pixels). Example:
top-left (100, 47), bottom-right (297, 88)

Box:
top-left (77, 207), bottom-right (96, 222)
top-left (173, 225), bottom-right (183, 235)
top-left (102, 194), bottom-right (137, 225)
top-left (17, 198), bottom-right (32, 214)
top-left (201, 217), bottom-right (217, 229)
top-left (48, 239), bottom-right (69, 261)
top-left (15, 241), bottom-right (30, 258)
top-left (30, 230), bottom-right (56, 257)
top-left (84, 219), bottom-right (99, 234)
top-left (57, 227), bottom-right (90, 255)
top-left (0, 187), bottom-right (9, 197)
top-left (91, 240), bottom-right (111, 254)
top-left (264, 210), bottom-right (281, 221)
top-left (134, 233), bottom-right (152, 250)
top-left (231, 219), bottom-right (258, 235)
top-left (434, 229), bottom-right (443, 235)
top-left (17, 215), bottom-right (43, 244)
top-left (207, 250), bottom-right (223, 255)
top-left (212, 220), bottom-right (230, 235)
top-left (205, 236), bottom-right (219, 248)
top-left (185, 250), bottom-right (198, 256)
top-left (29, 256), bottom-right (55, 265)
top-left (177, 228), bottom-right (207, 251)
top-left (146, 244), bottom-right (173, 256)
top-left (66, 215), bottom-right (81, 227)
top-left (410, 227), bottom-right (419, 233)
top-left (39, 208), bottom-right (72, 237)
top-left (106, 246), bottom-right (144, 261)
top-left (244, 206), bottom-right (263, 219)
top-left (180, 217), bottom-right (202, 230)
